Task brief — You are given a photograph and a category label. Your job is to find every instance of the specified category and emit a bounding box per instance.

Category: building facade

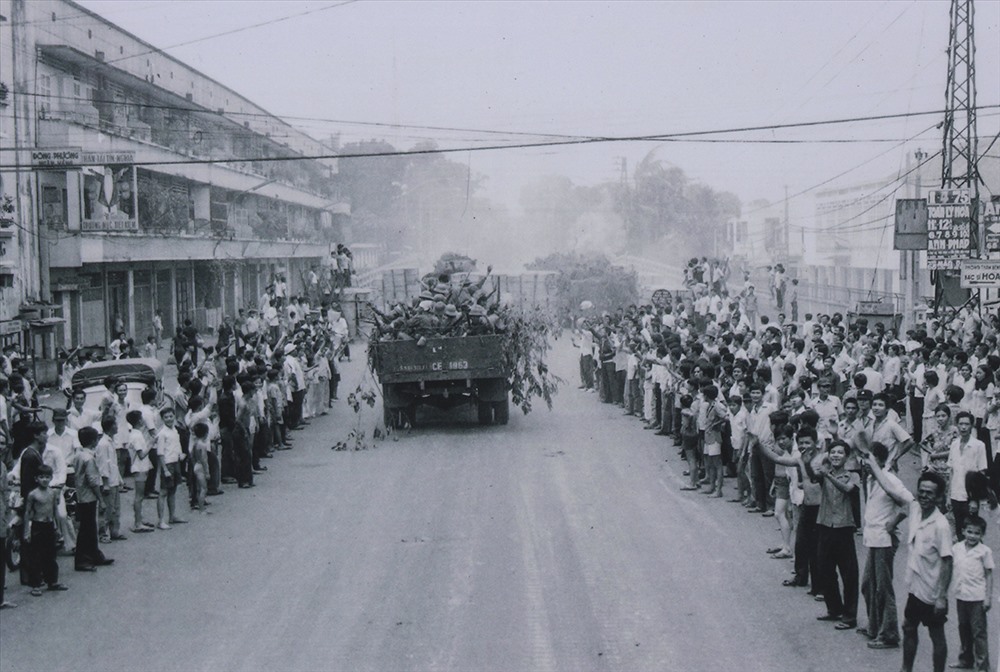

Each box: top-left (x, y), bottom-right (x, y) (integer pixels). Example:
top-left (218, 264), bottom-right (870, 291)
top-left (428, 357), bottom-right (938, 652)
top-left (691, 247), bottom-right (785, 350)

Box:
top-left (0, 0), bottom-right (349, 353)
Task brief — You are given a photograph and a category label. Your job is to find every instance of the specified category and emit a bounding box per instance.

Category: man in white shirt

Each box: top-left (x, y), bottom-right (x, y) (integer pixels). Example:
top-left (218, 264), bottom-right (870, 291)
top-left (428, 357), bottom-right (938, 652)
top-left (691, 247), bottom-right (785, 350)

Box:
top-left (948, 412), bottom-right (989, 539)
top-left (283, 344), bottom-right (307, 429)
top-left (263, 300), bottom-right (280, 340)
top-left (44, 408), bottom-right (79, 552)
top-left (244, 310), bottom-right (260, 340)
top-left (67, 389), bottom-right (101, 433)
top-left (860, 443), bottom-right (907, 649)
top-left (859, 354), bottom-right (884, 394)
top-left (155, 408), bottom-right (186, 529)
top-left (812, 378), bottom-right (843, 446)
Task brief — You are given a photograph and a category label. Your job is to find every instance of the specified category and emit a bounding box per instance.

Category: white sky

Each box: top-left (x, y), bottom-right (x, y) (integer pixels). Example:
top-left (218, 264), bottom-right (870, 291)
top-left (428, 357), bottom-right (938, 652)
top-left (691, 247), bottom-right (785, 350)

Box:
top-left (77, 0), bottom-right (1000, 220)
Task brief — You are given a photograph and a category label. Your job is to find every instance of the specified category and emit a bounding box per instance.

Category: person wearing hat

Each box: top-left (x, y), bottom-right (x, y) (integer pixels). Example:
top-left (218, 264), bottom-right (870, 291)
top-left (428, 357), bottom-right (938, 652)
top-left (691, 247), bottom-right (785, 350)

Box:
top-left (467, 304), bottom-right (492, 335)
top-left (439, 304), bottom-right (462, 333)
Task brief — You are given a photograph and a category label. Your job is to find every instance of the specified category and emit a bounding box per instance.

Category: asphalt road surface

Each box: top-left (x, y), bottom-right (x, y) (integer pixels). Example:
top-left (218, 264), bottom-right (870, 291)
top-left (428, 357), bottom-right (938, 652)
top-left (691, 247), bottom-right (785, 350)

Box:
top-left (2, 339), bottom-right (996, 672)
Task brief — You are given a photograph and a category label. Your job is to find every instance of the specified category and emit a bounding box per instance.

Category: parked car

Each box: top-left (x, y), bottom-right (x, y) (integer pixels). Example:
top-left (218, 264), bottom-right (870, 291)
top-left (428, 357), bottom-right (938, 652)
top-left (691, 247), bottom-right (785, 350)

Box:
top-left (71, 357), bottom-right (173, 414)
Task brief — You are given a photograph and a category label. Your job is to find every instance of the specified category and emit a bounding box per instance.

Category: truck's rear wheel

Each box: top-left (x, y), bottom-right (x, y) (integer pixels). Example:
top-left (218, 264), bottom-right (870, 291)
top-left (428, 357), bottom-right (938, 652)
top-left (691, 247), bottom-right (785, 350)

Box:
top-left (477, 401), bottom-right (493, 425)
top-left (493, 398), bottom-right (510, 425)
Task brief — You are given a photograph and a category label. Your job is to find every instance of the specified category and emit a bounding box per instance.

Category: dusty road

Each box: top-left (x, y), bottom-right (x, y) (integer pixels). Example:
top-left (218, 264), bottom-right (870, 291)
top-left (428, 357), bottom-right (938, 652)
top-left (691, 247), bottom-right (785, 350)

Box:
top-left (1, 339), bottom-right (989, 672)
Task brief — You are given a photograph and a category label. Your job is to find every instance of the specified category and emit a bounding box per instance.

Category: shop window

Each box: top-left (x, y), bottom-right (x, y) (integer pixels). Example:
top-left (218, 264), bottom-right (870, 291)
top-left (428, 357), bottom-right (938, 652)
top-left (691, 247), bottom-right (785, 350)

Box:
top-left (39, 181), bottom-right (67, 229)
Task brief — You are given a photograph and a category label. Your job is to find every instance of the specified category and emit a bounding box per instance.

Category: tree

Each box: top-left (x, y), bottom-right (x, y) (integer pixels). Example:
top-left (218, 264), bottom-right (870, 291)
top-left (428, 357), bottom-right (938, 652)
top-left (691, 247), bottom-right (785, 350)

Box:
top-left (519, 177), bottom-right (624, 256)
top-left (526, 252), bottom-right (639, 315)
top-left (333, 140), bottom-right (408, 246)
top-left (613, 151), bottom-right (741, 257)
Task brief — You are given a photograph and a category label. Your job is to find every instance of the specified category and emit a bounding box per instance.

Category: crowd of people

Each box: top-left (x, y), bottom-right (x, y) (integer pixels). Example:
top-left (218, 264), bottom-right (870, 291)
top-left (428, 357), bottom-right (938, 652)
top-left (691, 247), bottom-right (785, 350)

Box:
top-left (573, 263), bottom-right (999, 672)
top-left (0, 273), bottom-right (353, 610)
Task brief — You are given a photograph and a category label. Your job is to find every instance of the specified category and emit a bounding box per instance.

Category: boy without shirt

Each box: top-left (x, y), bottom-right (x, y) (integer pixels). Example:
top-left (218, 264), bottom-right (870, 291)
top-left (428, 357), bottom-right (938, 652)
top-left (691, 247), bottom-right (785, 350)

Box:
top-left (23, 464), bottom-right (69, 596)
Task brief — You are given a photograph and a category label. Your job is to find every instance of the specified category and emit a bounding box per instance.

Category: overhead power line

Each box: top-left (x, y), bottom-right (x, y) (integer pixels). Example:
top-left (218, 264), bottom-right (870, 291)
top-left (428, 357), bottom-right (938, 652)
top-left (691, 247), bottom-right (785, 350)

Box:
top-left (2, 104), bottom-right (999, 171)
top-left (13, 88), bottom-right (998, 145)
top-left (7, 90), bottom-right (597, 141)
top-left (103, 1), bottom-right (360, 65)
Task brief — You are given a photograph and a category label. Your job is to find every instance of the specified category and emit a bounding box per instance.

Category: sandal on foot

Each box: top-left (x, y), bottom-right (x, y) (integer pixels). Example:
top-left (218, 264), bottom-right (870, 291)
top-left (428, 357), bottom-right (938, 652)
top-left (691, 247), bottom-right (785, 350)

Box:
top-left (834, 621), bottom-right (857, 630)
top-left (867, 640), bottom-right (899, 649)
top-left (766, 547), bottom-right (783, 554)
top-left (30, 588), bottom-right (43, 597)
top-left (771, 550), bottom-right (793, 559)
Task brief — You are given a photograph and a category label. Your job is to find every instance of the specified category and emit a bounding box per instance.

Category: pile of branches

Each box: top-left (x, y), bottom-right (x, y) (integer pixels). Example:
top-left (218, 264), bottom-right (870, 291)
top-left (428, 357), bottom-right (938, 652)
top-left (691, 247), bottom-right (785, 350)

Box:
top-left (498, 306), bottom-right (562, 415)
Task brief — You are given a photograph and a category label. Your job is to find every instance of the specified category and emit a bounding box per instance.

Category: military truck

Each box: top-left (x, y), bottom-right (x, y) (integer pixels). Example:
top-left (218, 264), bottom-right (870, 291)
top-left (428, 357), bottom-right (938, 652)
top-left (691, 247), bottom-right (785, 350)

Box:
top-left (371, 334), bottom-right (510, 428)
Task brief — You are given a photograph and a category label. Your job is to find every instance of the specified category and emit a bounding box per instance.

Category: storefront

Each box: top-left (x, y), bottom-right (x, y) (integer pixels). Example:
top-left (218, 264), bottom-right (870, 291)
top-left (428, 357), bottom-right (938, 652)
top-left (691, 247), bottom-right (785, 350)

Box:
top-left (48, 253), bottom-right (323, 349)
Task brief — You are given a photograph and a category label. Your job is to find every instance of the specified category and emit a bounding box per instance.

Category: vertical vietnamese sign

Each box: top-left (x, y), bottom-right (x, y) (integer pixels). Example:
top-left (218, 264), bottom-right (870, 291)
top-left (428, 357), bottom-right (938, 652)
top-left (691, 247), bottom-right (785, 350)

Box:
top-left (984, 196), bottom-right (1000, 253)
top-left (926, 188), bottom-right (973, 270)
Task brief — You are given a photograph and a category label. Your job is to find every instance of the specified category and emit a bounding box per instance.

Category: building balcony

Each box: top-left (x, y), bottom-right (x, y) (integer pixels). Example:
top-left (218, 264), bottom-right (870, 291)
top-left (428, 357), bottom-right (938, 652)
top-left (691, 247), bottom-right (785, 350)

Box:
top-left (47, 229), bottom-right (331, 269)
top-left (36, 118), bottom-right (340, 212)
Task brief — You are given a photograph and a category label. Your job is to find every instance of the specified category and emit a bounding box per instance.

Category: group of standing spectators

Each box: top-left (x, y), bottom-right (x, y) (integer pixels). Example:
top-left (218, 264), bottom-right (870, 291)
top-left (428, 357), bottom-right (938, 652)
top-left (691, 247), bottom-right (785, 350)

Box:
top-left (573, 268), bottom-right (1000, 672)
top-left (0, 274), bottom-right (354, 610)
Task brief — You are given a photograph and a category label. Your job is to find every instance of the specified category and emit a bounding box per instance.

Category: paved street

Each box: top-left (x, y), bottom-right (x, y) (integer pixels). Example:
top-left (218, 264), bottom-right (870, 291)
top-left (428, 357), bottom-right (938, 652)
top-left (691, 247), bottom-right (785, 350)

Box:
top-left (1, 339), bottom-right (995, 672)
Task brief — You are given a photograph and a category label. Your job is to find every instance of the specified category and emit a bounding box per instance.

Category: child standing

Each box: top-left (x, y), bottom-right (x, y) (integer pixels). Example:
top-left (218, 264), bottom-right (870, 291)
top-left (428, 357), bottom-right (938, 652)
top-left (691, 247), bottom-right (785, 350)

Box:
top-left (267, 369), bottom-right (289, 449)
top-left (141, 335), bottom-right (157, 359)
top-left (95, 416), bottom-right (125, 543)
top-left (701, 384), bottom-right (727, 497)
top-left (156, 408), bottom-right (187, 529)
top-left (126, 411), bottom-right (154, 533)
top-left (73, 427), bottom-right (111, 571)
top-left (728, 394), bottom-right (752, 504)
top-left (679, 394), bottom-right (701, 491)
top-left (190, 423), bottom-right (211, 512)
top-left (951, 515), bottom-right (993, 671)
top-left (23, 465), bottom-right (69, 596)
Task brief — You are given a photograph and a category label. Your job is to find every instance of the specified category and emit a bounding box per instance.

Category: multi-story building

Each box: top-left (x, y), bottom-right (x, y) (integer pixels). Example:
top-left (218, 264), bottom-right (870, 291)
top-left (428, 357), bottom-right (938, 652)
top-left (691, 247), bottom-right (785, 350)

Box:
top-left (813, 175), bottom-right (902, 270)
top-left (726, 199), bottom-right (806, 272)
top-left (0, 0), bottom-right (349, 353)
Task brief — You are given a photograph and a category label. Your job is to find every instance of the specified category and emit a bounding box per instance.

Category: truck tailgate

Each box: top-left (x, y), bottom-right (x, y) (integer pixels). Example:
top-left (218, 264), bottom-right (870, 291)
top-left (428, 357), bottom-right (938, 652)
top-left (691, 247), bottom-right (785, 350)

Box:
top-left (373, 335), bottom-right (507, 384)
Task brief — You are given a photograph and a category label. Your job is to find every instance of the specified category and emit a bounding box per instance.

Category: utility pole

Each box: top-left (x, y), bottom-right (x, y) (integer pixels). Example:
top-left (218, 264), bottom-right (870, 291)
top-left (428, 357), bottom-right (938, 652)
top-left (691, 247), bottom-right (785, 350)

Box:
top-left (616, 157), bottom-right (633, 247)
top-left (901, 149), bottom-right (927, 329)
top-left (783, 185), bottom-right (791, 261)
top-left (935, 0), bottom-right (980, 308)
